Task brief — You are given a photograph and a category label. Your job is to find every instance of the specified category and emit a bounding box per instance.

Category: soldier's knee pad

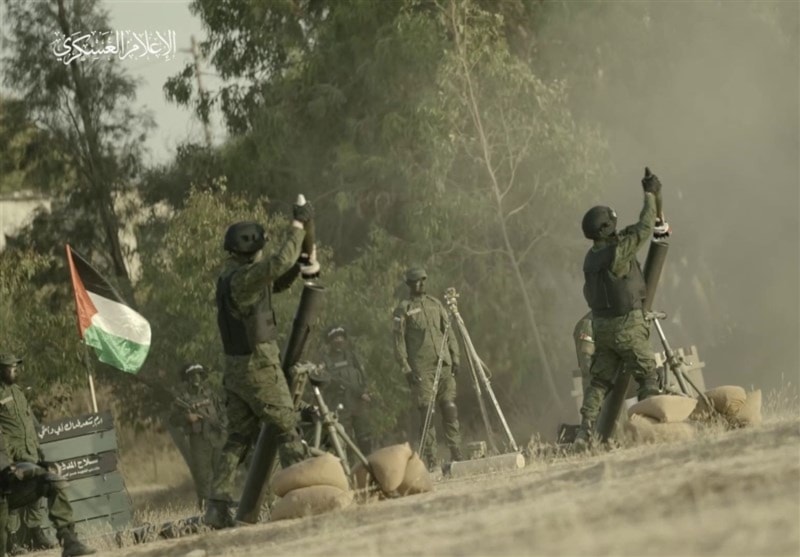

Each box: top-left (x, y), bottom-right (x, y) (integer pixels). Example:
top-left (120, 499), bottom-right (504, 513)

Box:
top-left (440, 401), bottom-right (458, 423)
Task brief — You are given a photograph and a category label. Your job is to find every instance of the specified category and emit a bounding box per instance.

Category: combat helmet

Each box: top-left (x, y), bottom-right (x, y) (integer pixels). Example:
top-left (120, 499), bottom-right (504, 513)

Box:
top-left (224, 221), bottom-right (266, 255)
top-left (404, 267), bottom-right (427, 283)
top-left (581, 206), bottom-right (617, 240)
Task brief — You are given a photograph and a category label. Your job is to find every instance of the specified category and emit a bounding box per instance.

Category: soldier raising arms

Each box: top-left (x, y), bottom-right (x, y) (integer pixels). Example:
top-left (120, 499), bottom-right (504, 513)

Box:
top-left (204, 201), bottom-right (314, 529)
top-left (574, 169), bottom-right (664, 448)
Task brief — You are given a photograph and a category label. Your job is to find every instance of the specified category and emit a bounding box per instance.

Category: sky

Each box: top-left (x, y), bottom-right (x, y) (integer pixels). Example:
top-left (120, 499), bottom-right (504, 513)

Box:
top-left (103, 0), bottom-right (225, 164)
top-left (0, 0), bottom-right (225, 164)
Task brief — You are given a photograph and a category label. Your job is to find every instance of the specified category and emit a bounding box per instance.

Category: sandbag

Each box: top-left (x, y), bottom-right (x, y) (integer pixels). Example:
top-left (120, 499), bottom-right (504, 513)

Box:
top-left (628, 394), bottom-right (697, 422)
top-left (367, 443), bottom-right (413, 494)
top-left (271, 453), bottom-right (349, 497)
top-left (397, 453), bottom-right (433, 496)
top-left (624, 415), bottom-right (696, 444)
top-left (732, 389), bottom-right (762, 427)
top-left (691, 385), bottom-right (747, 418)
top-left (270, 485), bottom-right (353, 521)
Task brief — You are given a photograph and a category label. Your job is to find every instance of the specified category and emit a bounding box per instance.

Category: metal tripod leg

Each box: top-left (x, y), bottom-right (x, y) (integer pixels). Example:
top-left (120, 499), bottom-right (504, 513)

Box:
top-left (312, 387), bottom-right (370, 471)
top-left (444, 289), bottom-right (518, 454)
top-left (651, 318), bottom-right (713, 410)
top-left (419, 325), bottom-right (450, 456)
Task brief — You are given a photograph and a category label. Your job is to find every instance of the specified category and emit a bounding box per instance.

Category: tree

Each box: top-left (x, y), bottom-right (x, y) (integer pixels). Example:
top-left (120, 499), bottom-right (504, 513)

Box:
top-left (2, 0), bottom-right (153, 298)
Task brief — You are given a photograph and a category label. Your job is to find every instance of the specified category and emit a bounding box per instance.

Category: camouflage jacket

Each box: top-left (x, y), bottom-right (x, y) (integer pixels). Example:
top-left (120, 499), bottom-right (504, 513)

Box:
top-left (218, 226), bottom-right (305, 374)
top-left (170, 382), bottom-right (225, 437)
top-left (0, 384), bottom-right (40, 462)
top-left (320, 348), bottom-right (367, 407)
top-left (592, 192), bottom-right (657, 278)
top-left (393, 294), bottom-right (460, 374)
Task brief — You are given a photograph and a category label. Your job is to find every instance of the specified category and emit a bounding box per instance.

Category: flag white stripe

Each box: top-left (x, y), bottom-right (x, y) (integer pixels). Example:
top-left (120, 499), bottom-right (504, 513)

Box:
top-left (87, 292), bottom-right (151, 345)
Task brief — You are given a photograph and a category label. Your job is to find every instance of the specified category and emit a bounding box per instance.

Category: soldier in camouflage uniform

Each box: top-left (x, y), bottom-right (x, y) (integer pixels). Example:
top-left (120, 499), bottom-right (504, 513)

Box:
top-left (169, 364), bottom-right (225, 511)
top-left (318, 326), bottom-right (371, 454)
top-left (572, 311), bottom-right (594, 392)
top-left (204, 201), bottom-right (314, 529)
top-left (393, 268), bottom-right (463, 469)
top-left (574, 169), bottom-right (664, 447)
top-left (0, 354), bottom-right (94, 557)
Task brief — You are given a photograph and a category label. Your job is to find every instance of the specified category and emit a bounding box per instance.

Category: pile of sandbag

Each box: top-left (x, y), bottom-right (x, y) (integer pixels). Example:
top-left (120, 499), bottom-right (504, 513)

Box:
top-left (624, 394), bottom-right (699, 443)
top-left (623, 386), bottom-right (764, 444)
top-left (352, 442), bottom-right (433, 498)
top-left (689, 385), bottom-right (763, 427)
top-left (269, 453), bottom-right (354, 521)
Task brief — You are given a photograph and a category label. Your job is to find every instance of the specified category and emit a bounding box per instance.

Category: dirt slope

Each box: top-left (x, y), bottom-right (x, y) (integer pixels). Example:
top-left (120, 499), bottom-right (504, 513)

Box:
top-left (53, 416), bottom-right (800, 557)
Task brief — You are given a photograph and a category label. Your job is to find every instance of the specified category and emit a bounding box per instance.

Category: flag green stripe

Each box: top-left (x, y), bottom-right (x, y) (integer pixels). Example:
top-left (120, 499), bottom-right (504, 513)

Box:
top-left (83, 324), bottom-right (149, 374)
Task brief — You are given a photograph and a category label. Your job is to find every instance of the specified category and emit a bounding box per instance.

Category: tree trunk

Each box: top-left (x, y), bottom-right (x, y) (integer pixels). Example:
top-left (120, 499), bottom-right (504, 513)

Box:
top-left (55, 0), bottom-right (135, 303)
top-left (448, 0), bottom-right (563, 408)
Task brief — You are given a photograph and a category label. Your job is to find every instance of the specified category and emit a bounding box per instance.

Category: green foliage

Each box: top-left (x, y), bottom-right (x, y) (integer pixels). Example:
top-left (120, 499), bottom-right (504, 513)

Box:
top-left (1, 0), bottom-right (152, 294)
top-left (0, 249), bottom-right (86, 414)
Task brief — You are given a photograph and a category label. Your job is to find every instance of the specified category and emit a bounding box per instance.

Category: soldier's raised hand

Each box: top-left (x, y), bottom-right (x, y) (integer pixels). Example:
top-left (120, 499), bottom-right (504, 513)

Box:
top-left (292, 198), bottom-right (314, 224)
top-left (641, 167), bottom-right (662, 194)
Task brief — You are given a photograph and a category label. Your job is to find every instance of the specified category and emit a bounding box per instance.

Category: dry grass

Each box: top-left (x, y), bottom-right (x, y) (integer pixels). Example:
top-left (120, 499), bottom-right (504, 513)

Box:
top-left (57, 404), bottom-right (796, 557)
top-left (32, 381), bottom-right (799, 557)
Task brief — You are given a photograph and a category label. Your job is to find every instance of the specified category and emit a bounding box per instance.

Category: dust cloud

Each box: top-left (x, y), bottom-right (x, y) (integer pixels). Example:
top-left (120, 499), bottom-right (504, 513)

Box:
top-left (538, 1), bottom-right (799, 394)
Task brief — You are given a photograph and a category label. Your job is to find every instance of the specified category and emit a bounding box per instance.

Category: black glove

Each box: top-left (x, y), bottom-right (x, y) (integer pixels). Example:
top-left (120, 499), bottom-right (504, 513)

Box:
top-left (451, 363), bottom-right (459, 377)
top-left (298, 402), bottom-right (318, 423)
top-left (292, 200), bottom-right (314, 224)
top-left (0, 465), bottom-right (16, 489)
top-left (405, 371), bottom-right (422, 388)
top-left (641, 167), bottom-right (662, 195)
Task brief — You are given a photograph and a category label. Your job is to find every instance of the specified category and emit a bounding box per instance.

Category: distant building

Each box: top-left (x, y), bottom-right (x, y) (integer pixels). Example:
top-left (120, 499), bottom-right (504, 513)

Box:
top-left (0, 191), bottom-right (51, 251)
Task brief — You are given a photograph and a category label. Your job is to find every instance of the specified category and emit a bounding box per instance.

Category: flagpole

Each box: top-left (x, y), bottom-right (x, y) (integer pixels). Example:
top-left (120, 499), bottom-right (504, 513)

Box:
top-left (82, 341), bottom-right (99, 413)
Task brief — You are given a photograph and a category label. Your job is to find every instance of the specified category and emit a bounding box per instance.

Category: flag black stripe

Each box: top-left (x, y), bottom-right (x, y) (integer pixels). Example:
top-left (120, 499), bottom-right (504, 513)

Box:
top-left (69, 248), bottom-right (126, 305)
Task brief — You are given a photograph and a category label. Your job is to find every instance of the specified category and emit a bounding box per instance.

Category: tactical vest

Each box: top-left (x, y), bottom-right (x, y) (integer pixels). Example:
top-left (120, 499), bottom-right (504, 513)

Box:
top-left (216, 267), bottom-right (277, 356)
top-left (323, 351), bottom-right (362, 394)
top-left (583, 244), bottom-right (646, 318)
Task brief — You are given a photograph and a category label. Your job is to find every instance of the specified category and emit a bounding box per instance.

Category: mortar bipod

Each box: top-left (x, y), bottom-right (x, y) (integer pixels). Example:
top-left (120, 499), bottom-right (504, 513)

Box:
top-left (644, 311), bottom-right (713, 410)
top-left (308, 380), bottom-right (370, 474)
top-left (444, 287), bottom-right (519, 453)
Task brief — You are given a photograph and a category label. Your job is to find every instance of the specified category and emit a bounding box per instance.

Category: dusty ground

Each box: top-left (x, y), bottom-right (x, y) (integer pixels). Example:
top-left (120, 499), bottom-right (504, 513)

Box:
top-left (52, 411), bottom-right (799, 557)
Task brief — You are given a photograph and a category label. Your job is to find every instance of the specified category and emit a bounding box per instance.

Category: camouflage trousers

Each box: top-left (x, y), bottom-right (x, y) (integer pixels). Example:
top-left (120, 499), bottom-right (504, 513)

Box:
top-left (187, 433), bottom-right (222, 506)
top-left (210, 344), bottom-right (306, 503)
top-left (326, 405), bottom-right (371, 457)
top-left (580, 310), bottom-right (659, 423)
top-left (413, 365), bottom-right (461, 462)
top-left (4, 473), bottom-right (74, 532)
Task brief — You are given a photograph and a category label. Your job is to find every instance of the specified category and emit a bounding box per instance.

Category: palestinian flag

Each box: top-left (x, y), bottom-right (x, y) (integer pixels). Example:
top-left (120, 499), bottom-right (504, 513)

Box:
top-left (66, 245), bottom-right (151, 374)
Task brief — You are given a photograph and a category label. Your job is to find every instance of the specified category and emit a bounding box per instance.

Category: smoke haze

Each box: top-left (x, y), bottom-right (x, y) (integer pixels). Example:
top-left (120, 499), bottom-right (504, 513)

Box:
top-left (536, 1), bottom-right (799, 395)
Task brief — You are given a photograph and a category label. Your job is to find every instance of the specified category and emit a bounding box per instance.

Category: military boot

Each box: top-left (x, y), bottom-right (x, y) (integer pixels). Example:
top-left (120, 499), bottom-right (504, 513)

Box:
top-left (423, 453), bottom-right (438, 472)
top-left (449, 445), bottom-right (464, 462)
top-left (636, 377), bottom-right (661, 401)
top-left (6, 529), bottom-right (25, 556)
top-left (204, 499), bottom-right (235, 529)
top-left (572, 418), bottom-right (594, 453)
top-left (30, 526), bottom-right (59, 550)
top-left (57, 526), bottom-right (96, 557)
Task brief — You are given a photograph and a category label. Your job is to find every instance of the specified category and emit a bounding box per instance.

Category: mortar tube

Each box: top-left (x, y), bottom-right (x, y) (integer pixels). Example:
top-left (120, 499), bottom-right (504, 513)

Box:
top-left (595, 240), bottom-right (669, 442)
top-left (235, 282), bottom-right (325, 524)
